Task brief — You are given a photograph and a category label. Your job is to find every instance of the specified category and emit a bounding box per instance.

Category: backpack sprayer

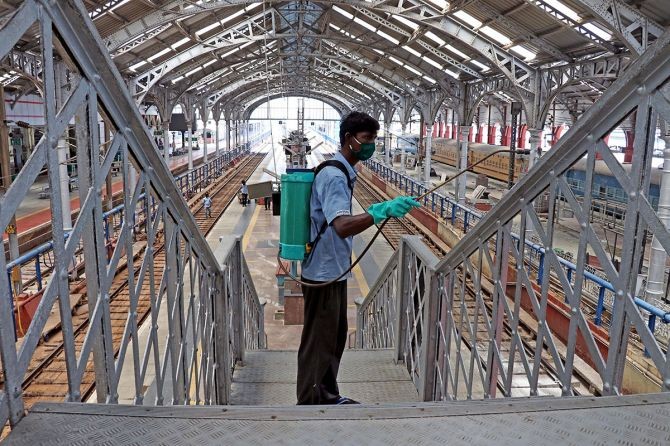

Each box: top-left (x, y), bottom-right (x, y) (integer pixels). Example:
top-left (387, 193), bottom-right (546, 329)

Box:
top-left (278, 148), bottom-right (532, 288)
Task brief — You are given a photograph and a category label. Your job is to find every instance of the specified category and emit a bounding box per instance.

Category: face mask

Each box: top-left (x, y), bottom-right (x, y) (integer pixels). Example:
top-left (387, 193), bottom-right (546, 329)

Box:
top-left (350, 136), bottom-right (376, 161)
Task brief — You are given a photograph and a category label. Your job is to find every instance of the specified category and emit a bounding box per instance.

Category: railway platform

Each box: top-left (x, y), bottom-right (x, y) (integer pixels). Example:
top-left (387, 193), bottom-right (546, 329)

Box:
top-left (3, 149), bottom-right (208, 239)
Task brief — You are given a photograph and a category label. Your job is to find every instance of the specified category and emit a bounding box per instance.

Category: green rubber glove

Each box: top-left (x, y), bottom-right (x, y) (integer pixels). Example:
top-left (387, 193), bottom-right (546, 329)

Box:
top-left (367, 196), bottom-right (421, 224)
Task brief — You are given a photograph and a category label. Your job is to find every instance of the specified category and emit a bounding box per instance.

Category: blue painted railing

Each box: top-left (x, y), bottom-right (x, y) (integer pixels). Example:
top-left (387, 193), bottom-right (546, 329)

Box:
top-left (363, 158), bottom-right (670, 336)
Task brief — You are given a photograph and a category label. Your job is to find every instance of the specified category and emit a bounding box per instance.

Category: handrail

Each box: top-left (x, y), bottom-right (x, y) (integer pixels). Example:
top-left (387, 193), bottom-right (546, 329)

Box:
top-left (363, 155), bottom-right (670, 333)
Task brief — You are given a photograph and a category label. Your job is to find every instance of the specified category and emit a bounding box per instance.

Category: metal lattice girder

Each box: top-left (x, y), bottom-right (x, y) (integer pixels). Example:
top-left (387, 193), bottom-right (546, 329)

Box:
top-left (572, 0), bottom-right (664, 55)
top-left (462, 0), bottom-right (573, 63)
top-left (434, 31), bottom-right (670, 395)
top-left (0, 0), bottom-right (265, 430)
top-left (347, 4), bottom-right (483, 79)
top-left (524, 0), bottom-right (618, 53)
top-left (243, 92), bottom-right (351, 121)
top-left (104, 0), bottom-right (253, 51)
top-left (365, 3), bottom-right (536, 89)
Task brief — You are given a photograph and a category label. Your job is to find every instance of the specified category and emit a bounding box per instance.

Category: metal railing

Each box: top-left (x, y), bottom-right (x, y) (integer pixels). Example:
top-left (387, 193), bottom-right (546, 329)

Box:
top-left (357, 31), bottom-right (670, 401)
top-left (0, 0), bottom-right (263, 429)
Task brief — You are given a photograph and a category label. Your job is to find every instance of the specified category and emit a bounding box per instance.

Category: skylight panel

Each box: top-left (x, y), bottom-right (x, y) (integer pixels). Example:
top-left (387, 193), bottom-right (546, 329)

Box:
top-left (444, 68), bottom-right (459, 79)
top-left (423, 56), bottom-right (442, 69)
top-left (403, 65), bottom-right (422, 76)
top-left (480, 26), bottom-right (512, 46)
top-left (376, 30), bottom-right (399, 45)
top-left (203, 59), bottom-right (217, 68)
top-left (171, 75), bottom-right (185, 84)
top-left (510, 45), bottom-right (536, 60)
top-left (445, 44), bottom-right (468, 60)
top-left (244, 2), bottom-right (262, 12)
top-left (148, 47), bottom-right (171, 62)
top-left (426, 0), bottom-right (447, 9)
top-left (185, 66), bottom-right (203, 77)
top-left (389, 56), bottom-right (404, 66)
top-left (423, 75), bottom-right (437, 84)
top-left (583, 22), bottom-right (612, 40)
top-left (333, 5), bottom-right (354, 20)
top-left (354, 17), bottom-right (377, 32)
top-left (220, 8), bottom-right (246, 26)
top-left (471, 60), bottom-right (490, 72)
top-left (196, 22), bottom-right (220, 37)
top-left (373, 49), bottom-right (385, 55)
top-left (109, 0), bottom-right (131, 13)
top-left (402, 45), bottom-right (421, 58)
top-left (221, 47), bottom-right (240, 58)
top-left (425, 31), bottom-right (445, 47)
top-left (392, 15), bottom-right (418, 30)
top-left (543, 0), bottom-right (580, 21)
top-left (453, 11), bottom-right (482, 28)
top-left (171, 37), bottom-right (190, 51)
top-left (129, 60), bottom-right (148, 72)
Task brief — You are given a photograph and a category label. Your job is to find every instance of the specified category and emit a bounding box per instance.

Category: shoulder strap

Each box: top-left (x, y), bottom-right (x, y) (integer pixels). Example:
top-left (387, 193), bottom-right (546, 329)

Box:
top-left (306, 160), bottom-right (354, 259)
top-left (314, 160), bottom-right (352, 191)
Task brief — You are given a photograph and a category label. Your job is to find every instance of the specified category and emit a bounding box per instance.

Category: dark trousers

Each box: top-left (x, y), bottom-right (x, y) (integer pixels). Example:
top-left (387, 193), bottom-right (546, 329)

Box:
top-left (296, 278), bottom-right (348, 405)
top-left (241, 193), bottom-right (248, 206)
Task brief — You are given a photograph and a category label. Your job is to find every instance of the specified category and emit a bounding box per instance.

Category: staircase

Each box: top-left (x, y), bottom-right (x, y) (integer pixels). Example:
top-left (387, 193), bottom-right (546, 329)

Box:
top-left (230, 350), bottom-right (418, 405)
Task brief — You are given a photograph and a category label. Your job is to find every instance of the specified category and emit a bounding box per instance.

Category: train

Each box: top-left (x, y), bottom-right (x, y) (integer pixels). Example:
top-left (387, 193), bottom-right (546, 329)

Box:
top-left (431, 138), bottom-right (661, 209)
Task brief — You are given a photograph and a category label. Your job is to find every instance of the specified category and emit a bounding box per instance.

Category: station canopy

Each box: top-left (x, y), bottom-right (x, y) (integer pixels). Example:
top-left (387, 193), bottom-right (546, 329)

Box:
top-left (1, 1), bottom-right (668, 119)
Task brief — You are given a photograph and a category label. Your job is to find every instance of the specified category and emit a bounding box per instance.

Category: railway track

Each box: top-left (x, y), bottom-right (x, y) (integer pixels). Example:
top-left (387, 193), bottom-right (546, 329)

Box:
top-left (3, 152), bottom-right (266, 410)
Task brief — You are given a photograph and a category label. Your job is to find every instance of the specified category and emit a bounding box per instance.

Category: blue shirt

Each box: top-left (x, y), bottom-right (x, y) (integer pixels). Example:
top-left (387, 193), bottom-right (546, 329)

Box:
top-left (241, 184), bottom-right (248, 194)
top-left (301, 152), bottom-right (356, 282)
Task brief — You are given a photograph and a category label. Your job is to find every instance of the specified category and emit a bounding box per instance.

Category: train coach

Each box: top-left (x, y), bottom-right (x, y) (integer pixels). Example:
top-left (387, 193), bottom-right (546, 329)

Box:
top-left (431, 138), bottom-right (661, 209)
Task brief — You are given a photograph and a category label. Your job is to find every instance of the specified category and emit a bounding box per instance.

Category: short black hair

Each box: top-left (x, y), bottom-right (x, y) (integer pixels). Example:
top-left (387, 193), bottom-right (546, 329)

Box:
top-left (339, 111), bottom-right (380, 146)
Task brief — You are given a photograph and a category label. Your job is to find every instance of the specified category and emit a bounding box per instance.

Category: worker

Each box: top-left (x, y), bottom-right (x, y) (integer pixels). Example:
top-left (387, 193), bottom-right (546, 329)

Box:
top-left (240, 180), bottom-right (249, 207)
top-left (203, 192), bottom-right (212, 218)
top-left (297, 111), bottom-right (420, 405)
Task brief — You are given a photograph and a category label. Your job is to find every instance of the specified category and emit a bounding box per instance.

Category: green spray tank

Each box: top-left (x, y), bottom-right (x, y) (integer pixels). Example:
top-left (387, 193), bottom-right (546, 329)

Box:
top-left (279, 169), bottom-right (314, 261)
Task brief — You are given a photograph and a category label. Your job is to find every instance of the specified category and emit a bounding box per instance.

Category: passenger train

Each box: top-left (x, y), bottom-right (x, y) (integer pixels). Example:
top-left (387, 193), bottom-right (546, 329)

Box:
top-left (431, 138), bottom-right (661, 209)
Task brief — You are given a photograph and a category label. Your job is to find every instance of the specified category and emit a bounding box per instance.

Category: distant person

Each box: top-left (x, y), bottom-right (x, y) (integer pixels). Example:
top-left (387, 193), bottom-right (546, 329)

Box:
top-left (264, 195), bottom-right (271, 211)
top-left (240, 180), bottom-right (249, 207)
top-left (203, 192), bottom-right (212, 218)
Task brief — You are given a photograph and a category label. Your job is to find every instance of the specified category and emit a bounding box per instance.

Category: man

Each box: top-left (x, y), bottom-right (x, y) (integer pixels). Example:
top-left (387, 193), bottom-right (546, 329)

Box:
top-left (240, 180), bottom-right (249, 207)
top-left (264, 195), bottom-right (271, 211)
top-left (297, 111), bottom-right (420, 405)
top-left (203, 192), bottom-right (212, 218)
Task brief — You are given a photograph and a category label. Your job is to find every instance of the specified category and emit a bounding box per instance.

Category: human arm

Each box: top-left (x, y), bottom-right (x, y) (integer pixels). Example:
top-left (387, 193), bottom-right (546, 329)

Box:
top-left (332, 213), bottom-right (374, 238)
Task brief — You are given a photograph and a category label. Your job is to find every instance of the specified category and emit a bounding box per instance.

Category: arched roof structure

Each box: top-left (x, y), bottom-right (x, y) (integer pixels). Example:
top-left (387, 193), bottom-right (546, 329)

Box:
top-left (1, 1), bottom-right (667, 126)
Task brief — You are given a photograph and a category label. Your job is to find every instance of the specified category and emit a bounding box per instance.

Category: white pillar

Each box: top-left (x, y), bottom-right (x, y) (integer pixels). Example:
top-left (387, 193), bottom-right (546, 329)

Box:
top-left (424, 123), bottom-right (433, 185)
top-left (215, 120), bottom-right (220, 157)
top-left (400, 123), bottom-right (407, 173)
top-left (647, 132), bottom-right (670, 306)
top-left (226, 119), bottom-right (231, 152)
top-left (384, 120), bottom-right (391, 165)
top-left (528, 128), bottom-right (543, 170)
top-left (203, 122), bottom-right (208, 163)
top-left (162, 121), bottom-right (170, 163)
top-left (186, 123), bottom-right (193, 170)
top-left (456, 126), bottom-right (470, 203)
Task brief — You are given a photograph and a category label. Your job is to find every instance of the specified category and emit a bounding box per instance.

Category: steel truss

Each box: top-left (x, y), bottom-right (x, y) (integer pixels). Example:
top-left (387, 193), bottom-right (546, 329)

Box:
top-left (357, 30), bottom-right (670, 401)
top-left (0, 0), bottom-right (264, 429)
